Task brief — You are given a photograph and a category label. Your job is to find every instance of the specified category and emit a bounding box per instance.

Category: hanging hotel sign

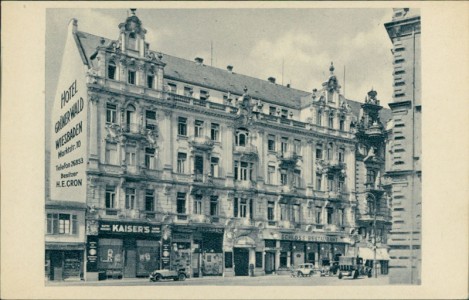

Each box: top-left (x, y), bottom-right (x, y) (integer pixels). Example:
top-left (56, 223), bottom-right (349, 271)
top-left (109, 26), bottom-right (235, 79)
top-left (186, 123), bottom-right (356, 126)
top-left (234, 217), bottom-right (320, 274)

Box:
top-left (50, 28), bottom-right (88, 203)
top-left (98, 221), bottom-right (161, 236)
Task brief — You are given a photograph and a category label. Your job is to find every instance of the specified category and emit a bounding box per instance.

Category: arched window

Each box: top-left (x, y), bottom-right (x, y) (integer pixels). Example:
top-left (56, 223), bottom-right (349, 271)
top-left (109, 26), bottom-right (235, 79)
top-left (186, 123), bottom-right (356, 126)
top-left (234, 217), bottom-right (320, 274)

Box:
top-left (108, 61), bottom-right (116, 80)
top-left (235, 128), bottom-right (249, 146)
top-left (128, 32), bottom-right (137, 50)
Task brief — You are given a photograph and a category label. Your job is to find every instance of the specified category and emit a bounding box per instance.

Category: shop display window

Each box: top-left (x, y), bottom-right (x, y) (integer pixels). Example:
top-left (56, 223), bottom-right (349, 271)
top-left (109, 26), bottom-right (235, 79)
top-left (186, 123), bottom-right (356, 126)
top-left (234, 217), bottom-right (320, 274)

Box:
top-left (136, 240), bottom-right (160, 276)
top-left (98, 239), bottom-right (123, 271)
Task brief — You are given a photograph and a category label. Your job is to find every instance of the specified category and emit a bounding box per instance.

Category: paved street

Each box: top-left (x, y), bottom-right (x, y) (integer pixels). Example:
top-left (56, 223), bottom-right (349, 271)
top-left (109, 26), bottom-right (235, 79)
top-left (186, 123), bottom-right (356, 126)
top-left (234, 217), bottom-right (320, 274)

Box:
top-left (46, 274), bottom-right (389, 286)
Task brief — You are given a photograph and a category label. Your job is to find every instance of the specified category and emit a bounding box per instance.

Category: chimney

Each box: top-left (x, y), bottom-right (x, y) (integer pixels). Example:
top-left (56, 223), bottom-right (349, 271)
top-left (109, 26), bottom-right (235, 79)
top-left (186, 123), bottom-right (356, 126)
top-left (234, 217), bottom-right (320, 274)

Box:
top-left (195, 57), bottom-right (204, 65)
top-left (268, 77), bottom-right (276, 84)
top-left (227, 65), bottom-right (233, 72)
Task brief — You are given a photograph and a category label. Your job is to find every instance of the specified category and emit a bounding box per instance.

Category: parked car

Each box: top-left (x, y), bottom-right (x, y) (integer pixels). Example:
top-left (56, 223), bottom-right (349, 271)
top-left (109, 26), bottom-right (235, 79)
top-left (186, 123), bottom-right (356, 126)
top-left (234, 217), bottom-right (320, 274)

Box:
top-left (291, 263), bottom-right (315, 277)
top-left (337, 256), bottom-right (372, 279)
top-left (149, 268), bottom-right (187, 282)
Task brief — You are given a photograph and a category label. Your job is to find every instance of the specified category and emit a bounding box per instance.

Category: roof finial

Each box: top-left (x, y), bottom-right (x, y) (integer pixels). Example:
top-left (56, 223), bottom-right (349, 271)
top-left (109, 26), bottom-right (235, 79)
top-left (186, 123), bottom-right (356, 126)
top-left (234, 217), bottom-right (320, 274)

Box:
top-left (329, 61), bottom-right (335, 74)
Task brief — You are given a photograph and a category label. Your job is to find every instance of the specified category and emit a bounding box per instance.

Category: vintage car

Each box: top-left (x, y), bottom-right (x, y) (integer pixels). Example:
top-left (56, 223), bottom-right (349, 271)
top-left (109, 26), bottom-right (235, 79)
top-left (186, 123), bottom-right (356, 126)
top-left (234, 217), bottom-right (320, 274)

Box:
top-left (149, 268), bottom-right (187, 282)
top-left (291, 263), bottom-right (315, 277)
top-left (337, 256), bottom-right (372, 279)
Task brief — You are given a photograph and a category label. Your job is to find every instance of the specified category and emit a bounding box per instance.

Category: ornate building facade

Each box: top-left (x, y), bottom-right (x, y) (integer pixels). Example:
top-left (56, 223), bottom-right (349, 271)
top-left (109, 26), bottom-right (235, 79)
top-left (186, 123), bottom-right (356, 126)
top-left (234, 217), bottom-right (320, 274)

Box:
top-left (384, 8), bottom-right (422, 284)
top-left (46, 10), bottom-right (392, 281)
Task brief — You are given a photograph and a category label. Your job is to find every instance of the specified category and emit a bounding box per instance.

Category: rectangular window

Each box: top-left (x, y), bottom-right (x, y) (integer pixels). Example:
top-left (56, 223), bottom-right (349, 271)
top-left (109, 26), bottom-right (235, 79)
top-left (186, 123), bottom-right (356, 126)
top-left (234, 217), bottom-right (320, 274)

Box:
top-left (269, 106), bottom-right (277, 116)
top-left (177, 193), bottom-right (186, 214)
top-left (281, 109), bottom-right (288, 119)
top-left (194, 120), bottom-right (204, 137)
top-left (338, 147), bottom-right (345, 163)
top-left (267, 166), bottom-right (275, 184)
top-left (200, 90), bottom-right (209, 101)
top-left (316, 144), bottom-right (323, 159)
top-left (128, 70), bottom-right (136, 85)
top-left (105, 186), bottom-right (116, 209)
top-left (108, 63), bottom-right (116, 80)
top-left (294, 169), bottom-right (301, 188)
top-left (315, 207), bottom-right (322, 224)
top-left (316, 111), bottom-right (322, 126)
top-left (125, 148), bottom-right (136, 166)
top-left (145, 110), bottom-right (157, 130)
top-left (316, 173), bottom-right (322, 191)
top-left (145, 148), bottom-right (156, 169)
top-left (210, 123), bottom-right (219, 141)
top-left (178, 117), bottom-right (187, 136)
top-left (327, 174), bottom-right (335, 192)
top-left (339, 118), bottom-right (345, 131)
top-left (145, 190), bottom-right (155, 211)
top-left (210, 157), bottom-right (219, 177)
top-left (280, 169), bottom-right (288, 186)
top-left (267, 201), bottom-right (275, 221)
top-left (240, 199), bottom-right (247, 218)
top-left (338, 178), bottom-right (345, 192)
top-left (125, 188), bottom-right (136, 210)
top-left (327, 144), bottom-right (333, 161)
top-left (105, 143), bottom-right (117, 165)
top-left (327, 207), bottom-right (333, 225)
top-left (338, 209), bottom-right (344, 226)
top-left (281, 137), bottom-right (288, 154)
top-left (147, 75), bottom-right (154, 89)
top-left (328, 114), bottom-right (334, 128)
top-left (293, 205), bottom-right (300, 223)
top-left (210, 196), bottom-right (218, 216)
top-left (293, 139), bottom-right (301, 155)
top-left (193, 195), bottom-right (203, 215)
top-left (233, 198), bottom-right (238, 217)
top-left (47, 213), bottom-right (77, 235)
top-left (168, 83), bottom-right (177, 93)
top-left (184, 86), bottom-right (192, 97)
top-left (280, 204), bottom-right (288, 221)
top-left (268, 135), bottom-right (276, 151)
top-left (240, 162), bottom-right (248, 181)
top-left (106, 104), bottom-right (117, 124)
top-left (177, 153), bottom-right (187, 173)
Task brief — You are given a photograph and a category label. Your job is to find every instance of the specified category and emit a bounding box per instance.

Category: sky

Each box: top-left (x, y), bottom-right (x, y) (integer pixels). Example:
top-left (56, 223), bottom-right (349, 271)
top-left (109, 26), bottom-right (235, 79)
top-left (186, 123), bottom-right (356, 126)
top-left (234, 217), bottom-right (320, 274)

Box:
top-left (46, 7), bottom-right (395, 130)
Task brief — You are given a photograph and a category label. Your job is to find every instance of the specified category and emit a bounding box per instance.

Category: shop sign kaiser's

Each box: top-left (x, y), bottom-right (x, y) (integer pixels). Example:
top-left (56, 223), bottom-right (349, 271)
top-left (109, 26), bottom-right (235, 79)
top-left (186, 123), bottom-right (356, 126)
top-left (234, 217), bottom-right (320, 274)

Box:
top-left (50, 28), bottom-right (88, 203)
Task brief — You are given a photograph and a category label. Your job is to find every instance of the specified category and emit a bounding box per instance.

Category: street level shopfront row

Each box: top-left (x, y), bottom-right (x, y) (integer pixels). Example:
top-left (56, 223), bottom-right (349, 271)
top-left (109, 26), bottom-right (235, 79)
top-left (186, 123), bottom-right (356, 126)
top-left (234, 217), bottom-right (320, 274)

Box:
top-left (82, 220), bottom-right (374, 280)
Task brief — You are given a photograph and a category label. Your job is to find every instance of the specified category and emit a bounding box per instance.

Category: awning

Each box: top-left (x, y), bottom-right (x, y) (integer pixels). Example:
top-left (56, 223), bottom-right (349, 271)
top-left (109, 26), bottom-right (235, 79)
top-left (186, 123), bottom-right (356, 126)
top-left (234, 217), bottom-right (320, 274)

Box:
top-left (347, 248), bottom-right (390, 260)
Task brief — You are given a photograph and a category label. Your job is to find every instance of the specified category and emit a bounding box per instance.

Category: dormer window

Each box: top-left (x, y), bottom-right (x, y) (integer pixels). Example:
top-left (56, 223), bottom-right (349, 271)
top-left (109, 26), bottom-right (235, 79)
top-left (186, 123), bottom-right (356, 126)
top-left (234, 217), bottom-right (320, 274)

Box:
top-left (108, 61), bottom-right (116, 80)
top-left (128, 32), bottom-right (137, 51)
top-left (235, 129), bottom-right (249, 147)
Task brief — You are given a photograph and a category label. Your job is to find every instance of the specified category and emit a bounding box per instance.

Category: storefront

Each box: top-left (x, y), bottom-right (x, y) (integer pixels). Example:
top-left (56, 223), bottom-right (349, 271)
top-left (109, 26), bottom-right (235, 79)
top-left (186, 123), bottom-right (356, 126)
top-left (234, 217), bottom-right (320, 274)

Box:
top-left (172, 225), bottom-right (224, 277)
top-left (261, 230), bottom-right (349, 274)
top-left (92, 221), bottom-right (161, 279)
top-left (349, 247), bottom-right (390, 275)
top-left (45, 243), bottom-right (85, 281)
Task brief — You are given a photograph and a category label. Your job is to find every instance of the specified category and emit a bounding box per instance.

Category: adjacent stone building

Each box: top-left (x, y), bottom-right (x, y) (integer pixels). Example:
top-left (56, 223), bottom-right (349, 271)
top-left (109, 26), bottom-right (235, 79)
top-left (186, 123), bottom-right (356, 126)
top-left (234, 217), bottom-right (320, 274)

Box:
top-left (384, 8), bottom-right (422, 284)
top-left (46, 10), bottom-right (392, 281)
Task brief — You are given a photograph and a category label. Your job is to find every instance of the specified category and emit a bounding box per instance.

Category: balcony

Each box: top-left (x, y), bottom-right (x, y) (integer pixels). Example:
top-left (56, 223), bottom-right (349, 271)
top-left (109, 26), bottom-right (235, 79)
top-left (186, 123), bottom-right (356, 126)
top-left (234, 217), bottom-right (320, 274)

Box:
top-left (233, 144), bottom-right (258, 160)
top-left (121, 123), bottom-right (143, 135)
top-left (188, 136), bottom-right (214, 151)
top-left (266, 220), bottom-right (277, 228)
top-left (277, 151), bottom-right (299, 169)
top-left (328, 161), bottom-right (346, 173)
top-left (365, 182), bottom-right (386, 196)
top-left (234, 180), bottom-right (256, 190)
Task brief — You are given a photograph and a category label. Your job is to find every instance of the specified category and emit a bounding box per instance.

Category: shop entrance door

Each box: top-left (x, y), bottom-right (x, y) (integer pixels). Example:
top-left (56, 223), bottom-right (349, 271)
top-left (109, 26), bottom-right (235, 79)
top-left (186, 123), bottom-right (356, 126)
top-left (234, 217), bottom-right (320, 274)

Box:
top-left (124, 249), bottom-right (136, 278)
top-left (264, 252), bottom-right (275, 274)
top-left (234, 248), bottom-right (249, 276)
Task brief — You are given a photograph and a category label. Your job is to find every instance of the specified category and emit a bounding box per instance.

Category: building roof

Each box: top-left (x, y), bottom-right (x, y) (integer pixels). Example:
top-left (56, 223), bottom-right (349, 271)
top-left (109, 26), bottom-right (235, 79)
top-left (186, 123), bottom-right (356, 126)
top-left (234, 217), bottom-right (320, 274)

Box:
top-left (75, 30), bottom-right (392, 122)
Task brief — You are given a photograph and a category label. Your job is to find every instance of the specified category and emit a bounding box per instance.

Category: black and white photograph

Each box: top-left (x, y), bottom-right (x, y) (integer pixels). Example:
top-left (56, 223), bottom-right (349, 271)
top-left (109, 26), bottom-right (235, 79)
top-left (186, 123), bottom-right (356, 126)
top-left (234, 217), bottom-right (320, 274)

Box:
top-left (1, 2), bottom-right (468, 299)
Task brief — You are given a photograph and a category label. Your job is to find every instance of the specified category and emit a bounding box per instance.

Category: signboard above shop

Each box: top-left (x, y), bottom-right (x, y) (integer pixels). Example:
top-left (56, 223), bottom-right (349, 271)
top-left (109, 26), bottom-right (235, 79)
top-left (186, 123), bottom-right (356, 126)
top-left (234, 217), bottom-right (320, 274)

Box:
top-left (261, 230), bottom-right (345, 244)
top-left (99, 221), bottom-right (161, 236)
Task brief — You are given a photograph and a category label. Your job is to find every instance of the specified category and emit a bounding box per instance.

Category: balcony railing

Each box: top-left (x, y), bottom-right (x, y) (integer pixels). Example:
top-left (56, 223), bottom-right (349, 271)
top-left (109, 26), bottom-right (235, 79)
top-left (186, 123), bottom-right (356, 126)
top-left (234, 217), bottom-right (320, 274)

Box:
top-left (189, 136), bottom-right (214, 151)
top-left (233, 144), bottom-right (258, 156)
top-left (122, 123), bottom-right (142, 134)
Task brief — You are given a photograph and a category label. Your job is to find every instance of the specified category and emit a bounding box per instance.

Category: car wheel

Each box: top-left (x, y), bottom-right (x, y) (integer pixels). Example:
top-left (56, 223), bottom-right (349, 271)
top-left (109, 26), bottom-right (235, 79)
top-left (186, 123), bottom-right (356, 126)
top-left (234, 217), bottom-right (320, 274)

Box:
top-left (338, 272), bottom-right (343, 279)
top-left (154, 274), bottom-right (162, 281)
top-left (178, 273), bottom-right (186, 281)
top-left (297, 271), bottom-right (303, 277)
